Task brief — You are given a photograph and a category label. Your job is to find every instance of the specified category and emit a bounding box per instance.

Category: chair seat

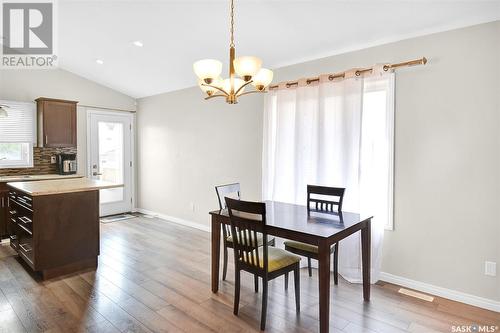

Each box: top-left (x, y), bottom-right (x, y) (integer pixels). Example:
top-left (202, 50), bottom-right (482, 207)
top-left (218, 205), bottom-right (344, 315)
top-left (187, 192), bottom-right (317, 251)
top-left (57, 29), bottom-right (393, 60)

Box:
top-left (243, 247), bottom-right (301, 272)
top-left (227, 233), bottom-right (270, 246)
top-left (284, 240), bottom-right (319, 254)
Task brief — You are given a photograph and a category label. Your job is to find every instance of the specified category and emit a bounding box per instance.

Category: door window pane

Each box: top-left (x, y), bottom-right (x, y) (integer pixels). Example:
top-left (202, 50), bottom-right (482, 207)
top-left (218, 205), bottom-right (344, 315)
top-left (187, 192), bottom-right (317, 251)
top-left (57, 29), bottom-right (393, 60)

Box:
top-left (98, 121), bottom-right (124, 204)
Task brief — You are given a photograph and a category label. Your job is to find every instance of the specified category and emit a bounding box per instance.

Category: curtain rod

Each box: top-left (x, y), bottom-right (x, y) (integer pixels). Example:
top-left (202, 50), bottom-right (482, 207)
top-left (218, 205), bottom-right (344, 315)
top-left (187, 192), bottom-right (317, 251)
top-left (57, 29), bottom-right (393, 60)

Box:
top-left (268, 57), bottom-right (427, 90)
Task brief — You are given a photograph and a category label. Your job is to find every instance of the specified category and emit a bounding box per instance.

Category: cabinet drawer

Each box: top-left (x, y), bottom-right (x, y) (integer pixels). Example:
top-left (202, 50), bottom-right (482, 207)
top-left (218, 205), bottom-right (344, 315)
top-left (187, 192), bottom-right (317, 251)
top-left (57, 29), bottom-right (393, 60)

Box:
top-left (17, 228), bottom-right (34, 267)
top-left (9, 192), bottom-right (33, 210)
top-left (9, 197), bottom-right (33, 214)
top-left (17, 216), bottom-right (32, 235)
top-left (9, 234), bottom-right (18, 251)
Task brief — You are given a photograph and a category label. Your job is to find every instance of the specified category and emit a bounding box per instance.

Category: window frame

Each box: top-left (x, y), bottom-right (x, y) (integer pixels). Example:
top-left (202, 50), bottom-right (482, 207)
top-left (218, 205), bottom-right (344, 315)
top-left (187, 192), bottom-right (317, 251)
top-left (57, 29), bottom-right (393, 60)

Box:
top-left (362, 75), bottom-right (395, 231)
top-left (0, 142), bottom-right (34, 169)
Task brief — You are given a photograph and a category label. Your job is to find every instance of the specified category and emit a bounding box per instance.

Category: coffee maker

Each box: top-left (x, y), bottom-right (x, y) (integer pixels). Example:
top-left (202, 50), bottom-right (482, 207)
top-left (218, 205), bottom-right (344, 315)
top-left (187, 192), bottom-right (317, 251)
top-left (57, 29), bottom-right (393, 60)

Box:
top-left (56, 153), bottom-right (77, 175)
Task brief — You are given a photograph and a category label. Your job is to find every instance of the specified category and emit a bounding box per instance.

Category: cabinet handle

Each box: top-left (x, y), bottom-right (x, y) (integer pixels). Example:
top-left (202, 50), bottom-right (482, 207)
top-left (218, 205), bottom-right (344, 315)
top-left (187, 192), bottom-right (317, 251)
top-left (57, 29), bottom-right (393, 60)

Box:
top-left (18, 216), bottom-right (32, 224)
top-left (18, 224), bottom-right (32, 235)
top-left (19, 244), bottom-right (32, 253)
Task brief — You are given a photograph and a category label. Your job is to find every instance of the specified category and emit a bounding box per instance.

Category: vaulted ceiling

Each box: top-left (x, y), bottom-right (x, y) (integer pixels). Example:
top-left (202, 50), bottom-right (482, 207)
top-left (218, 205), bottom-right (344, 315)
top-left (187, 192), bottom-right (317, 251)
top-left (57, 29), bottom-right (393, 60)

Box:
top-left (58, 0), bottom-right (500, 98)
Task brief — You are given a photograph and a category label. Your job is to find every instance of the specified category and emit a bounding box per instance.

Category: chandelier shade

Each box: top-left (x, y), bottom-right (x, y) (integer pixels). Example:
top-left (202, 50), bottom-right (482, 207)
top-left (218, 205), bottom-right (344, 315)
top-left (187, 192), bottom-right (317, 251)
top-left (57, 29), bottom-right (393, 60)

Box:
top-left (252, 68), bottom-right (274, 91)
top-left (193, 59), bottom-right (223, 83)
top-left (198, 77), bottom-right (222, 95)
top-left (193, 0), bottom-right (273, 104)
top-left (233, 56), bottom-right (262, 80)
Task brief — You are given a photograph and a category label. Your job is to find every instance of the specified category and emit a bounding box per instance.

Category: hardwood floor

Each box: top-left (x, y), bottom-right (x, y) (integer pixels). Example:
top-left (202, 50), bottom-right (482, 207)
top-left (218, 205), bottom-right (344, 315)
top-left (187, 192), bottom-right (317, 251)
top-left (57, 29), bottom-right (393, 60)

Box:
top-left (0, 216), bottom-right (498, 333)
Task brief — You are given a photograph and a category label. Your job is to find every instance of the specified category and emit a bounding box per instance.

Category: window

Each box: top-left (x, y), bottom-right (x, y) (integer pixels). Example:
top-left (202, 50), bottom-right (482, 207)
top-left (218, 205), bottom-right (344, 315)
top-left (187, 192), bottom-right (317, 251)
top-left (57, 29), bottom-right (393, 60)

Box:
top-left (0, 100), bottom-right (36, 169)
top-left (262, 72), bottom-right (395, 229)
top-left (0, 143), bottom-right (33, 168)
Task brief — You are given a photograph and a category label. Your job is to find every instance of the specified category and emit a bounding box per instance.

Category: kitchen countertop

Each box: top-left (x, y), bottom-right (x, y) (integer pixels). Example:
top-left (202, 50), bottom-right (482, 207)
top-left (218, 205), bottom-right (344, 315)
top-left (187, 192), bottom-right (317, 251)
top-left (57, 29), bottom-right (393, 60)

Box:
top-left (0, 174), bottom-right (83, 183)
top-left (7, 178), bottom-right (123, 196)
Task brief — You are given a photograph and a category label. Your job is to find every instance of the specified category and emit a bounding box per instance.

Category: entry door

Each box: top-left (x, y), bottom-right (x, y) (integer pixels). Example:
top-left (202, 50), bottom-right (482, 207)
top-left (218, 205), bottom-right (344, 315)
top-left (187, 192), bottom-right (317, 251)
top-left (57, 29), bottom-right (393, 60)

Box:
top-left (88, 110), bottom-right (133, 216)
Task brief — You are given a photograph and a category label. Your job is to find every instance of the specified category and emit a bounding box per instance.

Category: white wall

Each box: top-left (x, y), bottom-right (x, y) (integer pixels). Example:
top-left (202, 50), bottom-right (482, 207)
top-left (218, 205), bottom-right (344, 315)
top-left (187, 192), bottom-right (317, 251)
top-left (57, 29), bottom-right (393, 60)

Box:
top-left (0, 69), bottom-right (136, 111)
top-left (137, 88), bottom-right (263, 229)
top-left (0, 68), bottom-right (136, 176)
top-left (271, 21), bottom-right (500, 302)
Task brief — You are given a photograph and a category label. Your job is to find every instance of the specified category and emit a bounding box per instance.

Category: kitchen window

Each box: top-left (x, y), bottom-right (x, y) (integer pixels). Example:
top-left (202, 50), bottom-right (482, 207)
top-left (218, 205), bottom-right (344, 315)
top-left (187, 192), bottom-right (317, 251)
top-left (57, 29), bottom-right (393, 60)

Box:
top-left (0, 101), bottom-right (36, 169)
top-left (0, 143), bottom-right (33, 168)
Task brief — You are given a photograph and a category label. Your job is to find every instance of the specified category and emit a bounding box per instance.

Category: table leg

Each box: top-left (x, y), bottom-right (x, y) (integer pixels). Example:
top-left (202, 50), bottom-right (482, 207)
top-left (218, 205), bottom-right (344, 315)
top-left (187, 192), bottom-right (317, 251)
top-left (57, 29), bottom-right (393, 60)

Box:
top-left (361, 219), bottom-right (371, 301)
top-left (318, 240), bottom-right (331, 333)
top-left (211, 215), bottom-right (221, 293)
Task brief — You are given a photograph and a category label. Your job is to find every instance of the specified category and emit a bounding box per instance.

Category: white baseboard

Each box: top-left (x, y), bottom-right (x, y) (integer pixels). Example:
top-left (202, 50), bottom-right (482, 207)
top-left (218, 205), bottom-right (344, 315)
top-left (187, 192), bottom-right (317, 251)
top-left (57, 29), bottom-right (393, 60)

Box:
top-left (135, 208), bottom-right (211, 233)
top-left (380, 272), bottom-right (500, 313)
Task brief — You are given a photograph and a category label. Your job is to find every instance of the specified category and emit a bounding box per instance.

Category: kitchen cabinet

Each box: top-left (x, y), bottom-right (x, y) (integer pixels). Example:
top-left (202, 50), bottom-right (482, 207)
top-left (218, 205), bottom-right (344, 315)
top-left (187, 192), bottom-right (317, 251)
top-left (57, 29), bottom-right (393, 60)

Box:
top-left (0, 175), bottom-right (83, 241)
top-left (7, 185), bottom-right (99, 279)
top-left (0, 183), bottom-right (7, 238)
top-left (36, 97), bottom-right (78, 148)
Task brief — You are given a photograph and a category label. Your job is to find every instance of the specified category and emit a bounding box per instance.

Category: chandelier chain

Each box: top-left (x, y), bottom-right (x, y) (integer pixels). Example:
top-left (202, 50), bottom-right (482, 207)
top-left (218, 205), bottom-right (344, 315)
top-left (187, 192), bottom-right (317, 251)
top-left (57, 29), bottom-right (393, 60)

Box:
top-left (230, 0), bottom-right (235, 48)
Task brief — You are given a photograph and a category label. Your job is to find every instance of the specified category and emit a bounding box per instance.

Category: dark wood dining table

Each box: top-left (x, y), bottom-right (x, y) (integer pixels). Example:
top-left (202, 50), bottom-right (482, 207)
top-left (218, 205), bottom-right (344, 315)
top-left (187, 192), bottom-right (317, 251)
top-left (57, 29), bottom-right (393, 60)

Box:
top-left (210, 200), bottom-right (372, 333)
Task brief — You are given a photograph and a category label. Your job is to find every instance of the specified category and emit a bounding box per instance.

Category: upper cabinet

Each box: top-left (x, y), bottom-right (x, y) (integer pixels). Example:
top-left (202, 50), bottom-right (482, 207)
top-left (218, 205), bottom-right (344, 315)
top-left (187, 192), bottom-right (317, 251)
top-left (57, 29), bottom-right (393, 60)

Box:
top-left (36, 97), bottom-right (78, 148)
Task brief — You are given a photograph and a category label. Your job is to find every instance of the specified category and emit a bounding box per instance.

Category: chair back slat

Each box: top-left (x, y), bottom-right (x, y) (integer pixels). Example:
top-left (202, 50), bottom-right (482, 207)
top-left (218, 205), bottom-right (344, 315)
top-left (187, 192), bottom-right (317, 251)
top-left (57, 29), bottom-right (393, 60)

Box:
top-left (225, 197), bottom-right (268, 273)
top-left (215, 183), bottom-right (241, 239)
top-left (307, 185), bottom-right (345, 212)
top-left (253, 228), bottom-right (260, 268)
top-left (215, 183), bottom-right (240, 210)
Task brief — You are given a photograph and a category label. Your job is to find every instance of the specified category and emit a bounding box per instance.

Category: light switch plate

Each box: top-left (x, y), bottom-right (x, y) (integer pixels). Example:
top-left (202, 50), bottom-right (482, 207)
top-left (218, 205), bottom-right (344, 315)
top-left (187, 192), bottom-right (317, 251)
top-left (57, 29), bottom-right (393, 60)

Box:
top-left (50, 156), bottom-right (56, 164)
top-left (485, 261), bottom-right (496, 276)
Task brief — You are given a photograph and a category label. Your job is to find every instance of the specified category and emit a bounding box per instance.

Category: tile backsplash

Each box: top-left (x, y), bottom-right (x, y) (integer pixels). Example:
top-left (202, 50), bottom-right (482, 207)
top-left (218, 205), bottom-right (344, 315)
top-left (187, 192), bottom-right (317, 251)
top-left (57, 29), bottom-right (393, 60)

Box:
top-left (0, 147), bottom-right (77, 176)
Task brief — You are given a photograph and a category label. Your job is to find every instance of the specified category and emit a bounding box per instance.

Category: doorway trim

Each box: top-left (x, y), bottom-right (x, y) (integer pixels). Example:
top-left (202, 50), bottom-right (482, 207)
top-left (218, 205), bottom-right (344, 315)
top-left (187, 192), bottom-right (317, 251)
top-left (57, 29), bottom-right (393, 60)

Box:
top-left (86, 109), bottom-right (136, 215)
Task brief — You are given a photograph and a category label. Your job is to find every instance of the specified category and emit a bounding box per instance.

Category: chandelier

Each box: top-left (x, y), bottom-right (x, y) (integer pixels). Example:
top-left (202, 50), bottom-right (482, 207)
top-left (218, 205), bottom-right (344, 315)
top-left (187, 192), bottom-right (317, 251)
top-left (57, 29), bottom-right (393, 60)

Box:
top-left (193, 0), bottom-right (273, 104)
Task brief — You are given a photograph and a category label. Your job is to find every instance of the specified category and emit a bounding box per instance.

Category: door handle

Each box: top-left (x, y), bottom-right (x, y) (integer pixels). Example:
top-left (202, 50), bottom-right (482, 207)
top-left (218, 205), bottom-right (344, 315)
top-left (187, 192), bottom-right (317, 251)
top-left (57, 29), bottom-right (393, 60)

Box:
top-left (93, 172), bottom-right (103, 176)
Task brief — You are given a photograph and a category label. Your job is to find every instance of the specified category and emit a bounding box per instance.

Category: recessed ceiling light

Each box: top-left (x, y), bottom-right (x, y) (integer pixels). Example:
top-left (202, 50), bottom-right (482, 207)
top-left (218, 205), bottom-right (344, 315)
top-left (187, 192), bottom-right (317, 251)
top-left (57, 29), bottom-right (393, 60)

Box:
top-left (96, 59), bottom-right (104, 65)
top-left (132, 41), bottom-right (143, 47)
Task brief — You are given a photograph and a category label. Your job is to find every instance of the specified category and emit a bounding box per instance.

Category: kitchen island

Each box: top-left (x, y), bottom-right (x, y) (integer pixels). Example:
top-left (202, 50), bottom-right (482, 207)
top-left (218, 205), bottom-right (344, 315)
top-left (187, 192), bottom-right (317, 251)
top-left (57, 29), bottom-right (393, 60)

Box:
top-left (0, 174), bottom-right (84, 238)
top-left (6, 178), bottom-right (122, 279)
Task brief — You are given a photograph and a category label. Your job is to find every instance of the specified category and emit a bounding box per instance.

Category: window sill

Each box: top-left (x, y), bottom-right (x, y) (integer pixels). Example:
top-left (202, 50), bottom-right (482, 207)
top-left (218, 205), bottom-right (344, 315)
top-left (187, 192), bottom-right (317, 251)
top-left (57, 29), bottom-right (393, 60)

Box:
top-left (0, 164), bottom-right (34, 169)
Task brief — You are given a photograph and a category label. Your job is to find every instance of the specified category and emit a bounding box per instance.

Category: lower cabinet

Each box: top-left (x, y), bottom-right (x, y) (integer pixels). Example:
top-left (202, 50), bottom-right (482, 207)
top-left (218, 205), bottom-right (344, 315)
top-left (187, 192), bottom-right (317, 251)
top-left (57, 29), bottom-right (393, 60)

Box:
top-left (7, 187), bottom-right (99, 279)
top-left (0, 188), bottom-right (8, 239)
top-left (8, 190), bottom-right (34, 268)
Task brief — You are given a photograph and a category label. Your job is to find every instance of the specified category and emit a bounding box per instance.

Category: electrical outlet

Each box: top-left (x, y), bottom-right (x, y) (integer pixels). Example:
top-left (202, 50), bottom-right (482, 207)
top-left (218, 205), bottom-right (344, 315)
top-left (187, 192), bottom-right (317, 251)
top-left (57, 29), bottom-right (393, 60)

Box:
top-left (485, 261), bottom-right (496, 276)
top-left (50, 156), bottom-right (56, 164)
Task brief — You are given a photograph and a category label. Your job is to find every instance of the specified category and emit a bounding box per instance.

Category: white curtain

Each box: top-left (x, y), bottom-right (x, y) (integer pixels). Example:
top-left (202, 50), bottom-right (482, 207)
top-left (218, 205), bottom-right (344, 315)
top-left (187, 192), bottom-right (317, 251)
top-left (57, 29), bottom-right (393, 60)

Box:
top-left (262, 66), bottom-right (394, 283)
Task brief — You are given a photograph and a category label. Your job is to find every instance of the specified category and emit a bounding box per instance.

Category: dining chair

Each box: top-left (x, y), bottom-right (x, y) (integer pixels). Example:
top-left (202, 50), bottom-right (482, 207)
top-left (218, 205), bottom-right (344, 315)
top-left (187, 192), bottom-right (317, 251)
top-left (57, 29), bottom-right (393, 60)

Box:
top-left (283, 185), bottom-right (345, 285)
top-left (225, 197), bottom-right (301, 331)
top-left (215, 183), bottom-right (275, 291)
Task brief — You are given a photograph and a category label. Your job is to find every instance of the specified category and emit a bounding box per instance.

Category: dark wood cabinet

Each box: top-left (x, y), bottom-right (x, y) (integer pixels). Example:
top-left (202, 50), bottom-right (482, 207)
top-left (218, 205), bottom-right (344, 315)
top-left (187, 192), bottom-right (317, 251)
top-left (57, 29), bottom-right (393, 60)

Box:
top-left (7, 186), bottom-right (99, 279)
top-left (36, 97), bottom-right (78, 148)
top-left (0, 184), bottom-right (8, 238)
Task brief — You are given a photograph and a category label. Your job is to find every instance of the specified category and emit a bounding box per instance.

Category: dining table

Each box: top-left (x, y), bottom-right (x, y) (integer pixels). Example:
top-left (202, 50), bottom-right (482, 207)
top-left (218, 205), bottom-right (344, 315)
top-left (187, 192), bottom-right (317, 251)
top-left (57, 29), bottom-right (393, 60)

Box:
top-left (209, 200), bottom-right (372, 333)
